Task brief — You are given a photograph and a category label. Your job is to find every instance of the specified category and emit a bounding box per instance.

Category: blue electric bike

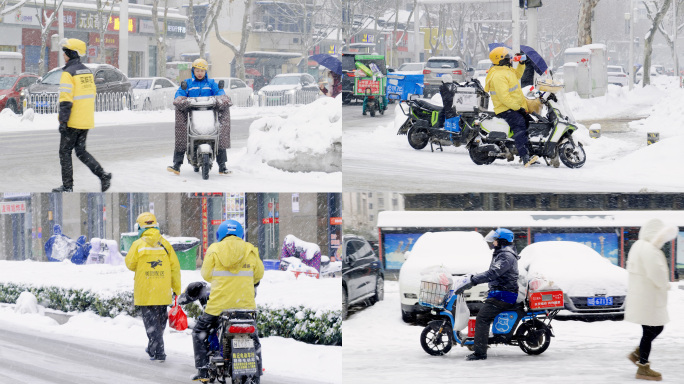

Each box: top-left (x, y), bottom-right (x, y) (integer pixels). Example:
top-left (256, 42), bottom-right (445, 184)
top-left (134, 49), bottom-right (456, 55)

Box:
top-left (418, 281), bottom-right (560, 356)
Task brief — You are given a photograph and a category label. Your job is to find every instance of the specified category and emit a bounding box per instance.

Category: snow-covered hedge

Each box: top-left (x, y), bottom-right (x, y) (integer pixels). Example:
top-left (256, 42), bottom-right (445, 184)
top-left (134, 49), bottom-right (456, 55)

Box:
top-left (0, 282), bottom-right (341, 346)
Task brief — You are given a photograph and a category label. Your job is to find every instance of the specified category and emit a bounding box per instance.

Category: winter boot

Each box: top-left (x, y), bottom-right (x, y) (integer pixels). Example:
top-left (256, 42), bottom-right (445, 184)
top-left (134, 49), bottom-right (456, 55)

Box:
top-left (52, 185), bottom-right (73, 193)
top-left (522, 154), bottom-right (539, 168)
top-left (167, 151), bottom-right (185, 175)
top-left (216, 149), bottom-right (231, 175)
top-left (100, 172), bottom-right (112, 192)
top-left (636, 362), bottom-right (662, 381)
top-left (628, 347), bottom-right (640, 365)
top-left (191, 368), bottom-right (210, 382)
top-left (465, 353), bottom-right (487, 361)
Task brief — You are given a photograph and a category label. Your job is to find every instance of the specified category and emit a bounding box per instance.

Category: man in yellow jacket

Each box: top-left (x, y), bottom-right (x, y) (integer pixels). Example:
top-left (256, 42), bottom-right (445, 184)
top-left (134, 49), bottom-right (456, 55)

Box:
top-left (125, 212), bottom-right (181, 362)
top-left (484, 46), bottom-right (539, 167)
top-left (192, 219), bottom-right (264, 382)
top-left (53, 38), bottom-right (112, 192)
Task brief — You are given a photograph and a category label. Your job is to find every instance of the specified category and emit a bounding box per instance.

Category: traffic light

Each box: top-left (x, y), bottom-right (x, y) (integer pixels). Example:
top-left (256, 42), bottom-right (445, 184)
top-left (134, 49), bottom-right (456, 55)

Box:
top-left (519, 0), bottom-right (543, 8)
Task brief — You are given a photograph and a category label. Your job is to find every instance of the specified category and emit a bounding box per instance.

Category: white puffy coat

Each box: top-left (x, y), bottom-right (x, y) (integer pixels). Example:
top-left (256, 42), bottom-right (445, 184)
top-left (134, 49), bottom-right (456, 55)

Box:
top-left (624, 218), bottom-right (677, 326)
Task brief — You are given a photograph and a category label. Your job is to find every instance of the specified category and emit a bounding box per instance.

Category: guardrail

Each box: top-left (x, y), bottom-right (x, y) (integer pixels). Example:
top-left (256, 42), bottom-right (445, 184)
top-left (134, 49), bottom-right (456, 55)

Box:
top-left (26, 91), bottom-right (133, 113)
top-left (258, 89), bottom-right (321, 107)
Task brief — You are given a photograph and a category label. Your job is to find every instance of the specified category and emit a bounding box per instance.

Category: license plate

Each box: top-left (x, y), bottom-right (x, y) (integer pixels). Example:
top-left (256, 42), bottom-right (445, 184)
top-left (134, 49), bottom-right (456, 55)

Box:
top-left (36, 101), bottom-right (50, 107)
top-left (435, 73), bottom-right (444, 77)
top-left (232, 338), bottom-right (254, 349)
top-left (587, 296), bottom-right (613, 306)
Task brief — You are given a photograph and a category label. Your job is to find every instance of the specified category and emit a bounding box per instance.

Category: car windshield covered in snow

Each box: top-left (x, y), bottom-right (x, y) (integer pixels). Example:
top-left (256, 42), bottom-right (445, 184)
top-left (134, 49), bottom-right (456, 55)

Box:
top-left (130, 79), bottom-right (153, 89)
top-left (40, 69), bottom-right (63, 85)
top-left (270, 76), bottom-right (301, 85)
top-left (0, 76), bottom-right (17, 89)
top-left (398, 62), bottom-right (423, 71)
top-left (426, 59), bottom-right (458, 69)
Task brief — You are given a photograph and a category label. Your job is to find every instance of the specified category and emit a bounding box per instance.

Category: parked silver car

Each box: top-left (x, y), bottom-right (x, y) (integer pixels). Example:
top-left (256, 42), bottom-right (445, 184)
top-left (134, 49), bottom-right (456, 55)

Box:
top-left (607, 65), bottom-right (628, 87)
top-left (423, 56), bottom-right (468, 97)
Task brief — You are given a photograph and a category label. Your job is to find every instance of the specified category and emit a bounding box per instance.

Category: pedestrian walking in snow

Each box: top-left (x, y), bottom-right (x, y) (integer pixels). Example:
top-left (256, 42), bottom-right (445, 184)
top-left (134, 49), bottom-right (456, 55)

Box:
top-left (169, 58), bottom-right (232, 175)
top-left (52, 38), bottom-right (111, 193)
top-left (124, 212), bottom-right (181, 362)
top-left (625, 218), bottom-right (677, 381)
top-left (455, 228), bottom-right (520, 361)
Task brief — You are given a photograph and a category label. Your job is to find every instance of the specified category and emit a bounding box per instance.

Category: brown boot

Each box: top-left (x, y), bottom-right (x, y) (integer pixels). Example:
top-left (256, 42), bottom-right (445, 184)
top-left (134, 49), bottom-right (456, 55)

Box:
top-left (636, 362), bottom-right (662, 381)
top-left (628, 347), bottom-right (639, 365)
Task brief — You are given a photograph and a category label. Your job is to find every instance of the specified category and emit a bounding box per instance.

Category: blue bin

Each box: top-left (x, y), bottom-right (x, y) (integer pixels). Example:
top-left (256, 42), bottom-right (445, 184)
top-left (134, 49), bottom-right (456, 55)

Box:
top-left (444, 116), bottom-right (461, 133)
top-left (263, 259), bottom-right (281, 270)
top-left (386, 73), bottom-right (424, 100)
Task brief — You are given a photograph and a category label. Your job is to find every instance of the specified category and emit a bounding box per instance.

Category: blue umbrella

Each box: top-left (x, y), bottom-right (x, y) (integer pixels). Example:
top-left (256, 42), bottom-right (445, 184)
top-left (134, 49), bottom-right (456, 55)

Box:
top-left (487, 43), bottom-right (548, 75)
top-left (309, 54), bottom-right (342, 75)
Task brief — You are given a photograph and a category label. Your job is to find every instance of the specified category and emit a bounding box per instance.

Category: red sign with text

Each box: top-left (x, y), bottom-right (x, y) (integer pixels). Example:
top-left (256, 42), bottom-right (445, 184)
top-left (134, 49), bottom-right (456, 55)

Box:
top-left (262, 218), bottom-right (280, 224)
top-left (330, 217), bottom-right (342, 225)
top-left (44, 10), bottom-right (77, 29)
top-left (356, 79), bottom-right (380, 94)
top-left (0, 202), bottom-right (26, 214)
top-left (107, 16), bottom-right (137, 33)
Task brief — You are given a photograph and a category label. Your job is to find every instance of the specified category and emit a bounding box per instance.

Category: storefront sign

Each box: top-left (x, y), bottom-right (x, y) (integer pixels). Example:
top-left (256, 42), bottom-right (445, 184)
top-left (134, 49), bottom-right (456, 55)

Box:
top-left (166, 20), bottom-right (187, 38)
top-left (1, 7), bottom-right (40, 25)
top-left (87, 46), bottom-right (98, 58)
top-left (107, 16), bottom-right (137, 33)
top-left (77, 11), bottom-right (106, 31)
top-left (0, 202), bottom-right (27, 214)
top-left (89, 33), bottom-right (119, 48)
top-left (139, 19), bottom-right (157, 34)
top-left (330, 217), bottom-right (342, 225)
top-left (202, 198), bottom-right (208, 251)
top-left (44, 10), bottom-right (77, 29)
top-left (262, 218), bottom-right (280, 224)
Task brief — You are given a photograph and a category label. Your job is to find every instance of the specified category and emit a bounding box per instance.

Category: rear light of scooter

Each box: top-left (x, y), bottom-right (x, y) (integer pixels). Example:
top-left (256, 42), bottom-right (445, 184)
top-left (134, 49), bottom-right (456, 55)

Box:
top-left (346, 72), bottom-right (355, 77)
top-left (423, 69), bottom-right (431, 75)
top-left (467, 319), bottom-right (476, 338)
top-left (453, 70), bottom-right (463, 75)
top-left (229, 325), bottom-right (256, 334)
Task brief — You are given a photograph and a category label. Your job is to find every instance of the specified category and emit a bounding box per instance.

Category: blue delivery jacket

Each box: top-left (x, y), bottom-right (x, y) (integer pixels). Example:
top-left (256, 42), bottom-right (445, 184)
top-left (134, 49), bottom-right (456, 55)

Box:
top-left (174, 70), bottom-right (226, 98)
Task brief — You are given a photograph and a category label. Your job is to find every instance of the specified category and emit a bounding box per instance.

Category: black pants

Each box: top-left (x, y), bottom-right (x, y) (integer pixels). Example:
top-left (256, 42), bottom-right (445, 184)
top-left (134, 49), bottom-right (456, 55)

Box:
top-left (192, 312), bottom-right (262, 374)
top-left (140, 305), bottom-right (168, 359)
top-left (473, 298), bottom-right (516, 356)
top-left (639, 325), bottom-right (664, 363)
top-left (59, 126), bottom-right (104, 188)
top-left (497, 109), bottom-right (530, 159)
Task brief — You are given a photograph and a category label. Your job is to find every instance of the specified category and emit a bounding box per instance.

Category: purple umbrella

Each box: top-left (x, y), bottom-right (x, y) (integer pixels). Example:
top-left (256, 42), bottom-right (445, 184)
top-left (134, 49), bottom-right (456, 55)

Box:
top-left (488, 43), bottom-right (548, 75)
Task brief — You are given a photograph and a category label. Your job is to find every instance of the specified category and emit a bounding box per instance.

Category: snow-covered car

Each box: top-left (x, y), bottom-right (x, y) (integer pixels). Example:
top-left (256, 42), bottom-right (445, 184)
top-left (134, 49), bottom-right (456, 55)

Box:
top-left (213, 77), bottom-right (255, 107)
top-left (607, 65), bottom-right (628, 87)
top-left (342, 234), bottom-right (384, 319)
top-left (635, 66), bottom-right (659, 84)
top-left (398, 231), bottom-right (492, 323)
top-left (473, 59), bottom-right (492, 78)
top-left (129, 77), bottom-right (177, 110)
top-left (257, 73), bottom-right (318, 105)
top-left (519, 241), bottom-right (627, 319)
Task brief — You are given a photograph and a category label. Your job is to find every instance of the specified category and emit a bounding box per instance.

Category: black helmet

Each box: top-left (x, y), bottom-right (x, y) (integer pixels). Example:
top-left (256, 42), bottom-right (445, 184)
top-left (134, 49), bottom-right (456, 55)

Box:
top-left (178, 281), bottom-right (208, 305)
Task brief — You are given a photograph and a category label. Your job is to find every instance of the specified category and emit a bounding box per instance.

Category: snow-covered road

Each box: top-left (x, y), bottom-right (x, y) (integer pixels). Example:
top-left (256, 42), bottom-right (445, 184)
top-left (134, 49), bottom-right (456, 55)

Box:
top-left (342, 281), bottom-right (684, 383)
top-left (342, 82), bottom-right (684, 192)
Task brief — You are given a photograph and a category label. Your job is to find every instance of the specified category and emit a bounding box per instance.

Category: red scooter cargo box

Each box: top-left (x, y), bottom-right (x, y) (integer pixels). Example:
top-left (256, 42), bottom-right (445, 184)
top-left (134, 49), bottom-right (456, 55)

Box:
top-left (528, 290), bottom-right (564, 310)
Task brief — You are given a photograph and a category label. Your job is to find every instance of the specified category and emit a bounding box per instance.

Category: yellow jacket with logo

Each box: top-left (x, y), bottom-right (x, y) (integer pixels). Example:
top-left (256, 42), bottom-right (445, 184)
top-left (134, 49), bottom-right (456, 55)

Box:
top-left (201, 236), bottom-right (265, 316)
top-left (125, 228), bottom-right (181, 306)
top-left (484, 64), bottom-right (527, 115)
top-left (58, 58), bottom-right (96, 129)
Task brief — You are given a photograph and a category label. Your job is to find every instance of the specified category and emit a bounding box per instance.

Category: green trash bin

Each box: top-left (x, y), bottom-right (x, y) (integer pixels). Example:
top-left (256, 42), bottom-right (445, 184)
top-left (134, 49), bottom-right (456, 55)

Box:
top-left (120, 232), bottom-right (140, 253)
top-left (167, 237), bottom-right (200, 270)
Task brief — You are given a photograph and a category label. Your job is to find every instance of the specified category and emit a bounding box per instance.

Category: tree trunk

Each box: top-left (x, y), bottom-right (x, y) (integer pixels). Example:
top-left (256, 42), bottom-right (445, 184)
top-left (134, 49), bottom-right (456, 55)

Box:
top-left (643, 0), bottom-right (673, 86)
top-left (577, 0), bottom-right (600, 46)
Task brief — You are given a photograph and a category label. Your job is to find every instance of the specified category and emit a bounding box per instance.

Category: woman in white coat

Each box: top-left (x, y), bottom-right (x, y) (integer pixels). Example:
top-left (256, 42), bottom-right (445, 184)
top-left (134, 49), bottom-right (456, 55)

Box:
top-left (624, 218), bottom-right (678, 382)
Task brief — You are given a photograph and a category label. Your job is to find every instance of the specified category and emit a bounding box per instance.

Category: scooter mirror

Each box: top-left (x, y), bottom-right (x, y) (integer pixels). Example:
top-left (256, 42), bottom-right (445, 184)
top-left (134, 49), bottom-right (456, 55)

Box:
top-left (218, 80), bottom-right (225, 90)
top-left (181, 81), bottom-right (187, 91)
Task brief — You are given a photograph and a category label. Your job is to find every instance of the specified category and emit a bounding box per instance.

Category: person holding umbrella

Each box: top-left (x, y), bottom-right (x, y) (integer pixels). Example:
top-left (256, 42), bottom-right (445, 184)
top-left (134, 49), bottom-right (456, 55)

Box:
top-left (310, 54), bottom-right (342, 98)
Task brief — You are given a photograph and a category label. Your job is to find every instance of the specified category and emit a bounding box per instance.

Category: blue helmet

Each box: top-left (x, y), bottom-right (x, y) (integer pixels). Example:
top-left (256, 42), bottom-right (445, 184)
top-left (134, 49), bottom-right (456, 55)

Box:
top-left (216, 219), bottom-right (244, 241)
top-left (484, 228), bottom-right (515, 243)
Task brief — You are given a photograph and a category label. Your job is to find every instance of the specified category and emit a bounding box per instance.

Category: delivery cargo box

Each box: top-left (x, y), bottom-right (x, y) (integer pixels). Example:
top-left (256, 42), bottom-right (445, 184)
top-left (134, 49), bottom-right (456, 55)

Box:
top-left (528, 290), bottom-right (564, 310)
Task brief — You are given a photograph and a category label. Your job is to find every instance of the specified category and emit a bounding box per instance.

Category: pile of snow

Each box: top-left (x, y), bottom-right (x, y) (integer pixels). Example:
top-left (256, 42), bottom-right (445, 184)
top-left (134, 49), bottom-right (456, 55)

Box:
top-left (0, 260), bottom-right (340, 312)
top-left (14, 291), bottom-right (40, 315)
top-left (628, 84), bottom-right (684, 139)
top-left (565, 83), bottom-right (670, 121)
top-left (247, 96), bottom-right (342, 172)
top-left (519, 241), bottom-right (627, 297)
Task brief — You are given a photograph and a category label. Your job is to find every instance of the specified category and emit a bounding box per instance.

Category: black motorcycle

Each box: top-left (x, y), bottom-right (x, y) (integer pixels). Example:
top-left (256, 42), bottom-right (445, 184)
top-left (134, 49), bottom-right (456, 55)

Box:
top-left (397, 79), bottom-right (488, 152)
top-left (466, 82), bottom-right (586, 168)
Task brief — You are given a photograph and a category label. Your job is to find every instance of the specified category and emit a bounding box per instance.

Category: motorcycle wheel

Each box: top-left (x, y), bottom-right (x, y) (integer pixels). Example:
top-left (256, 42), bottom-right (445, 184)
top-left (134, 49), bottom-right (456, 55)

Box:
top-left (516, 320), bottom-right (551, 355)
top-left (468, 143), bottom-right (496, 165)
top-left (201, 153), bottom-right (211, 180)
top-left (420, 320), bottom-right (453, 356)
top-left (558, 140), bottom-right (586, 168)
top-left (407, 125), bottom-right (429, 150)
top-left (241, 376), bottom-right (260, 384)
top-left (369, 104), bottom-right (376, 117)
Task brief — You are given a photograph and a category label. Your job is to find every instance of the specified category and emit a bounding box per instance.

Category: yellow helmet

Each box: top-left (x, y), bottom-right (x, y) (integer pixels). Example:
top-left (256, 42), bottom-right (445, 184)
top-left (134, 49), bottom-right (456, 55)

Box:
top-left (60, 38), bottom-right (87, 56)
top-left (136, 212), bottom-right (159, 229)
top-left (192, 58), bottom-right (209, 71)
top-left (489, 46), bottom-right (511, 66)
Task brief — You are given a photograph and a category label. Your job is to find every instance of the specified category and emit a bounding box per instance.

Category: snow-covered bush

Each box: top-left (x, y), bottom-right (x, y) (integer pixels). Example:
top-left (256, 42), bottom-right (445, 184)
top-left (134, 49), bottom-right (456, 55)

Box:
top-left (246, 96), bottom-right (342, 172)
top-left (0, 282), bottom-right (341, 346)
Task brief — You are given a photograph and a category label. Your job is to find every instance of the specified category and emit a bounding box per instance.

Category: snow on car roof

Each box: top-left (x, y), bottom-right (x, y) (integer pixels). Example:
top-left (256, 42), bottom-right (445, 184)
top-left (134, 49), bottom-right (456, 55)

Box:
top-left (378, 210), bottom-right (683, 229)
top-left (519, 241), bottom-right (627, 296)
top-left (401, 231), bottom-right (491, 275)
top-left (427, 56), bottom-right (463, 61)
